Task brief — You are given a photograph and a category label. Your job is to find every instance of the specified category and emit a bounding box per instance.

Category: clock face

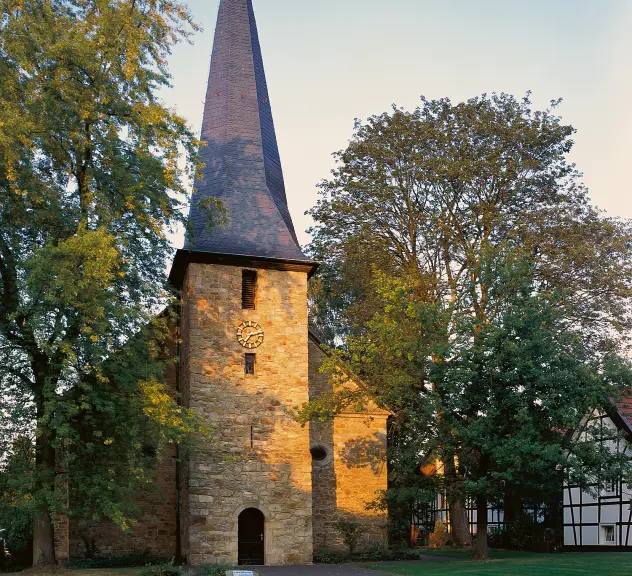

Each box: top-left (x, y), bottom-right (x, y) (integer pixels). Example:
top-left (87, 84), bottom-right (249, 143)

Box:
top-left (237, 321), bottom-right (264, 349)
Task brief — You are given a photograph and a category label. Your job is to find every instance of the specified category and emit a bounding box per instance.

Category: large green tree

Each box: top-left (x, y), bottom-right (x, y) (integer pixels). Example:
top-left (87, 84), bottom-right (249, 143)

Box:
top-left (0, 0), bottom-right (209, 565)
top-left (304, 94), bottom-right (632, 554)
top-left (302, 258), bottom-right (632, 559)
top-left (435, 256), bottom-right (632, 559)
top-left (309, 94), bottom-right (632, 346)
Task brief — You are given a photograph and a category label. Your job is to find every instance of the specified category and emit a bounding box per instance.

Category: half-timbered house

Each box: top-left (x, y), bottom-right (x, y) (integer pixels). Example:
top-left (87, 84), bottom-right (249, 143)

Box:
top-left (563, 400), bottom-right (632, 550)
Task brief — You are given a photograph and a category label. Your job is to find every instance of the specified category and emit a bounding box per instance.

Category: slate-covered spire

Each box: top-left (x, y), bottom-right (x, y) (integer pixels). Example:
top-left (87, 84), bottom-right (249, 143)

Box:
top-left (186, 0), bottom-right (308, 262)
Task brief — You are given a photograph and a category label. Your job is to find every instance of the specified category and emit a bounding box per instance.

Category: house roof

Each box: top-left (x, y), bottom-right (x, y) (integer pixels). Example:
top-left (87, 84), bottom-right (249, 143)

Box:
top-left (611, 393), bottom-right (632, 440)
top-left (616, 393), bottom-right (632, 423)
top-left (184, 0), bottom-right (310, 263)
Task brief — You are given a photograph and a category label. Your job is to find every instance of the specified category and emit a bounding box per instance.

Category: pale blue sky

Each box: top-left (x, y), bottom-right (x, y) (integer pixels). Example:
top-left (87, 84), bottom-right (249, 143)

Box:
top-left (161, 0), bottom-right (632, 248)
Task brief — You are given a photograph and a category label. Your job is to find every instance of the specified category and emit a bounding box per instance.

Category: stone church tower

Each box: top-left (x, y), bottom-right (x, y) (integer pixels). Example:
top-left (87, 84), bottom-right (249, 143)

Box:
top-left (169, 0), bottom-right (318, 564)
top-left (168, 0), bottom-right (388, 566)
top-left (62, 0), bottom-right (388, 566)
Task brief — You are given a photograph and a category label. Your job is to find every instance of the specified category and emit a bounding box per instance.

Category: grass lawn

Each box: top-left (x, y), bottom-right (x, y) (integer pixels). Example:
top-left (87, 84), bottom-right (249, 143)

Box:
top-left (18, 569), bottom-right (140, 576)
top-left (361, 552), bottom-right (632, 575)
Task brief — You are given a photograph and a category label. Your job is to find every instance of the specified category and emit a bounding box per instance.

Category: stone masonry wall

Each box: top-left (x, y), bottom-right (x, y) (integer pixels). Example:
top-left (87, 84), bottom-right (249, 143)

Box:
top-left (68, 320), bottom-right (179, 561)
top-left (68, 452), bottom-right (177, 559)
top-left (181, 263), bottom-right (313, 566)
top-left (54, 487), bottom-right (70, 564)
top-left (179, 274), bottom-right (192, 561)
top-left (309, 338), bottom-right (389, 553)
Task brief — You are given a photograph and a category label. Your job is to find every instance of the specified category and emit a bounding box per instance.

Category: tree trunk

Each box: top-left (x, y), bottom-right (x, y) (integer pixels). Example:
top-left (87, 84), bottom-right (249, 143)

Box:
top-left (472, 494), bottom-right (489, 561)
top-left (32, 398), bottom-right (57, 567)
top-left (32, 511), bottom-right (56, 567)
top-left (503, 482), bottom-right (522, 524)
top-left (444, 456), bottom-right (471, 547)
top-left (449, 498), bottom-right (471, 548)
top-left (502, 482), bottom-right (523, 549)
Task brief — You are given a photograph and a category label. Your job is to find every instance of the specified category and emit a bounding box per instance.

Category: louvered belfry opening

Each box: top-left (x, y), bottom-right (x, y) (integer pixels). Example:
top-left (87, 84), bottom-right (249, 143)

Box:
top-left (242, 270), bottom-right (257, 309)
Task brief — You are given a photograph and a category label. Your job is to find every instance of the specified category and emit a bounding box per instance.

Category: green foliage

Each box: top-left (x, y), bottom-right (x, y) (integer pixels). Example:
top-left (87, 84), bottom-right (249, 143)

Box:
top-left (367, 487), bottom-right (438, 547)
top-left (0, 0), bottom-right (217, 562)
top-left (137, 564), bottom-right (181, 576)
top-left (64, 554), bottom-right (170, 570)
top-left (314, 549), bottom-right (348, 564)
top-left (0, 438), bottom-right (33, 568)
top-left (435, 257), bottom-right (632, 500)
top-left (334, 518), bottom-right (365, 555)
top-left (308, 93), bottom-right (632, 348)
top-left (314, 545), bottom-right (419, 564)
top-left (488, 516), bottom-right (561, 552)
top-left (196, 566), bottom-right (234, 576)
top-left (303, 93), bottom-right (632, 559)
top-left (0, 505), bottom-right (32, 568)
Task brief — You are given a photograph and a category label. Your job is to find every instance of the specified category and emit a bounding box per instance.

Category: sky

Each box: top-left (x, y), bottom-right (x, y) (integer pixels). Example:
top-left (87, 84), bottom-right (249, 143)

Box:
top-left (160, 0), bottom-right (632, 249)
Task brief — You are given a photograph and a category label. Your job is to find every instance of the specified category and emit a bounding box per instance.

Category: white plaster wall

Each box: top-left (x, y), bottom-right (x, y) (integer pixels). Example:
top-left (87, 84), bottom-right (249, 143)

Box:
top-left (582, 525), bottom-right (599, 545)
top-left (563, 414), bottom-right (630, 547)
top-left (583, 506), bottom-right (598, 524)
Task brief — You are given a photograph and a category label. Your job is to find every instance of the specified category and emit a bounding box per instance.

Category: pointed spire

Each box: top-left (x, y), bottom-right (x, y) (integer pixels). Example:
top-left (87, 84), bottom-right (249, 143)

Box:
top-left (185, 0), bottom-right (308, 262)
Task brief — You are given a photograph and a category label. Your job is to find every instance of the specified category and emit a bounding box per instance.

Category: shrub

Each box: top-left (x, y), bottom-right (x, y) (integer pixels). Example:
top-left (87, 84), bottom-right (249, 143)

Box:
top-left (138, 563), bottom-right (181, 576)
top-left (362, 540), bottom-right (385, 561)
top-left (314, 546), bottom-right (419, 564)
top-left (197, 566), bottom-right (234, 576)
top-left (313, 549), bottom-right (347, 564)
top-left (334, 518), bottom-right (365, 555)
top-left (488, 515), bottom-right (561, 552)
top-left (64, 554), bottom-right (169, 569)
top-left (0, 505), bottom-right (32, 570)
top-left (428, 520), bottom-right (450, 548)
top-left (361, 545), bottom-right (419, 562)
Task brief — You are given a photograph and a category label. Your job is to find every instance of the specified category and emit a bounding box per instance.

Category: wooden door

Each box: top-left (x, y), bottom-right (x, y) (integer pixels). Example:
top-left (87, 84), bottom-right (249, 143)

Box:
top-left (238, 508), bottom-right (265, 565)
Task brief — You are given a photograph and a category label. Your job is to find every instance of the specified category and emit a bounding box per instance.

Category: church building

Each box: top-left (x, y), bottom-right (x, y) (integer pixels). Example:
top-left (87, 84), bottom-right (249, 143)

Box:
top-left (59, 0), bottom-right (389, 566)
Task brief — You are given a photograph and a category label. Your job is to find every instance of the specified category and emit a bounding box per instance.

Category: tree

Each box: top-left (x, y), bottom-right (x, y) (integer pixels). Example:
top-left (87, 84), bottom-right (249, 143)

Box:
top-left (301, 258), bottom-right (632, 559)
top-left (433, 257), bottom-right (632, 559)
top-left (0, 437), bottom-right (34, 569)
top-left (304, 94), bottom-right (632, 556)
top-left (309, 94), bottom-right (632, 347)
top-left (0, 0), bottom-right (211, 565)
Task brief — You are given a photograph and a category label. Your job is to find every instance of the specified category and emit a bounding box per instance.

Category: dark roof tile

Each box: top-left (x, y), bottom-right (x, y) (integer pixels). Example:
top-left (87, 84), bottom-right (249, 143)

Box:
top-left (185, 0), bottom-right (308, 262)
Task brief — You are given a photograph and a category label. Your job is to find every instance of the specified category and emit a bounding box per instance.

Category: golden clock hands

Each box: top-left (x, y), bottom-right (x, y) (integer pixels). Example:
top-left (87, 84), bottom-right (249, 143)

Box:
top-left (243, 330), bottom-right (263, 343)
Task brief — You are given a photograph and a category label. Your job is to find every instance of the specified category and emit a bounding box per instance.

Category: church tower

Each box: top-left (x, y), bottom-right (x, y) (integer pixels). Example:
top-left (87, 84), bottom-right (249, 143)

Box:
top-left (59, 1), bottom-right (387, 565)
top-left (169, 0), bottom-right (317, 566)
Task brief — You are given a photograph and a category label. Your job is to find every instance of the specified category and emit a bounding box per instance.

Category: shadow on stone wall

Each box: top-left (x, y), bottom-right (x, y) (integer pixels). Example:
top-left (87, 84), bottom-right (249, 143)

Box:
top-left (307, 338), bottom-right (389, 555)
top-left (339, 433), bottom-right (388, 476)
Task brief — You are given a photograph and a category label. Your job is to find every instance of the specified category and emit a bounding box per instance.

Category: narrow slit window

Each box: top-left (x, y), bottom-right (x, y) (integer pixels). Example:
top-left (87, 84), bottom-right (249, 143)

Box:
top-left (245, 353), bottom-right (256, 375)
top-left (242, 270), bottom-right (257, 309)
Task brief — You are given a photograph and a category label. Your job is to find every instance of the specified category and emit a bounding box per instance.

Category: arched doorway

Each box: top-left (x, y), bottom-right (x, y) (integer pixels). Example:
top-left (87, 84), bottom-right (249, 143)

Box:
top-left (238, 508), bottom-right (265, 565)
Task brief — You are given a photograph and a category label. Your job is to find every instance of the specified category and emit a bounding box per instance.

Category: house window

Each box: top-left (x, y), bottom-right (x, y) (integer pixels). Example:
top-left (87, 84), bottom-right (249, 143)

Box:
top-left (603, 478), bottom-right (616, 494)
top-left (245, 353), bottom-right (256, 375)
top-left (242, 270), bottom-right (257, 309)
top-left (601, 524), bottom-right (615, 544)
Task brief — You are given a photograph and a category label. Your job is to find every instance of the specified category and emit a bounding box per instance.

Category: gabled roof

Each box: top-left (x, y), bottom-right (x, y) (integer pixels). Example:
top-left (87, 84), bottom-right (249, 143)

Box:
top-left (185, 0), bottom-right (310, 263)
top-left (611, 393), bottom-right (632, 441)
